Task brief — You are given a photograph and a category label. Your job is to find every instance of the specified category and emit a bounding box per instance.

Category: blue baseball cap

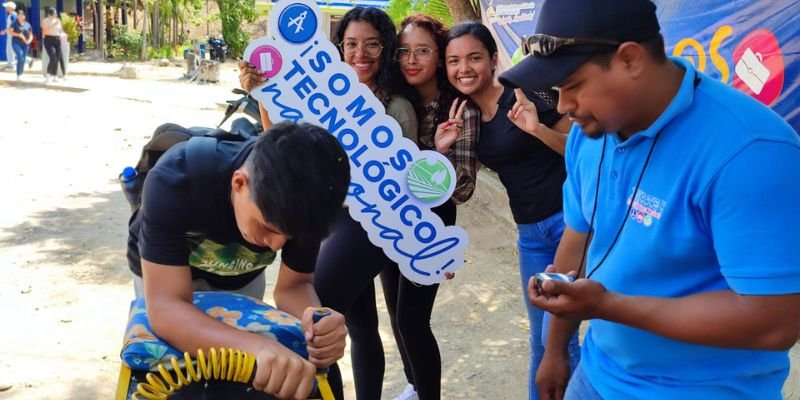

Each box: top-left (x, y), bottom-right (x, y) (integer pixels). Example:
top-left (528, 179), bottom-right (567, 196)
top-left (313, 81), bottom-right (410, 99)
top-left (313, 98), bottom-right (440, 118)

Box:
top-left (499, 0), bottom-right (661, 91)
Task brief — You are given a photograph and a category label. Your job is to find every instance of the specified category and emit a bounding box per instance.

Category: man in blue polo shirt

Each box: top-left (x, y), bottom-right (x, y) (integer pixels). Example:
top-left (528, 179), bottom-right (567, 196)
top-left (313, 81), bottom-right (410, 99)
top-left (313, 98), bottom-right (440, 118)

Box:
top-left (499, 0), bottom-right (800, 399)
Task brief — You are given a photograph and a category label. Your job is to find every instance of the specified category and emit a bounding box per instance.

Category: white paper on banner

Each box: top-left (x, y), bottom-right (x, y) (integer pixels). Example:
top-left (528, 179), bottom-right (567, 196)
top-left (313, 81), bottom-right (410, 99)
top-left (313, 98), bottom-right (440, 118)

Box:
top-left (243, 0), bottom-right (469, 285)
top-left (735, 48), bottom-right (771, 95)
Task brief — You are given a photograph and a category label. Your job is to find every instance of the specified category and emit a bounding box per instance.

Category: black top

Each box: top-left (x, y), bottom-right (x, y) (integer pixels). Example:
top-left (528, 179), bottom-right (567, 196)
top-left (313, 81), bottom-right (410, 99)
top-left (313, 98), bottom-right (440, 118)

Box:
top-left (477, 87), bottom-right (567, 224)
top-left (10, 20), bottom-right (32, 46)
top-left (127, 140), bottom-right (319, 290)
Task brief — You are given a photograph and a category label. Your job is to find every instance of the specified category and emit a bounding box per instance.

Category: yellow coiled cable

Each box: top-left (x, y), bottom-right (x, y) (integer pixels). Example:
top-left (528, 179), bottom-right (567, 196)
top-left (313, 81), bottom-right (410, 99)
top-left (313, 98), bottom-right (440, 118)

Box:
top-left (132, 347), bottom-right (334, 400)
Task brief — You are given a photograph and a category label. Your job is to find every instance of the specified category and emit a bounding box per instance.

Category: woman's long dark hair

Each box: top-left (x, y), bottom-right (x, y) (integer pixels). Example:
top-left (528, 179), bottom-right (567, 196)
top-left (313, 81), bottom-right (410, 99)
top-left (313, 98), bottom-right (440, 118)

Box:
top-left (334, 7), bottom-right (407, 106)
top-left (444, 21), bottom-right (498, 67)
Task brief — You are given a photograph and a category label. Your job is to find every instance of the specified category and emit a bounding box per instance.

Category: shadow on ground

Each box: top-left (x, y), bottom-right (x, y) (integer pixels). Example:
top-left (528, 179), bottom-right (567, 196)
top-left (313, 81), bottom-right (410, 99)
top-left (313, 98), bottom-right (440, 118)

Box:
top-left (0, 189), bottom-right (131, 285)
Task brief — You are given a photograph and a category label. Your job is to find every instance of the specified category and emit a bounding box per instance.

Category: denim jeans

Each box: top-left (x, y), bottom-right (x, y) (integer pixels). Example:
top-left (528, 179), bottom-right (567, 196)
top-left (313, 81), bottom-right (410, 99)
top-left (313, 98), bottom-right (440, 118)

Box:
top-left (565, 362), bottom-right (604, 400)
top-left (518, 211), bottom-right (581, 400)
top-left (11, 41), bottom-right (28, 76)
top-left (5, 34), bottom-right (15, 66)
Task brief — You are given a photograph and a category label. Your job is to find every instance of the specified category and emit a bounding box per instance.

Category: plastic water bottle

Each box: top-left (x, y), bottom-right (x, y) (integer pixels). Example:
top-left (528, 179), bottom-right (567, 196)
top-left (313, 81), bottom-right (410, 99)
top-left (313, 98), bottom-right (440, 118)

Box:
top-left (119, 166), bottom-right (140, 210)
top-left (121, 166), bottom-right (137, 183)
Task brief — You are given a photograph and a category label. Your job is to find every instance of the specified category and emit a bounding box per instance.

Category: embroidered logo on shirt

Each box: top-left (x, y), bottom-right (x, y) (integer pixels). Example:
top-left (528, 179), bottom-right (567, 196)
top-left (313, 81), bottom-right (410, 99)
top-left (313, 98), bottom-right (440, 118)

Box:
top-left (189, 240), bottom-right (277, 276)
top-left (627, 189), bottom-right (667, 228)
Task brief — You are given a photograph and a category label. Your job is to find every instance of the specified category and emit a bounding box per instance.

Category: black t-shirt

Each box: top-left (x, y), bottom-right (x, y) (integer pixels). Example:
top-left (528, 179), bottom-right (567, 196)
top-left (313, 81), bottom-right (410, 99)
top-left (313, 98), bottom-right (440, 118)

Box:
top-left (127, 139), bottom-right (320, 290)
top-left (477, 87), bottom-right (567, 224)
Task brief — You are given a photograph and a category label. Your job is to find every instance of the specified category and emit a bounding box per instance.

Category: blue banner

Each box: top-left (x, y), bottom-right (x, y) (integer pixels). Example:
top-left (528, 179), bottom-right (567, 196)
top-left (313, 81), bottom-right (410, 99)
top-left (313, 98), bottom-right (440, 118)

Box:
top-left (480, 0), bottom-right (800, 132)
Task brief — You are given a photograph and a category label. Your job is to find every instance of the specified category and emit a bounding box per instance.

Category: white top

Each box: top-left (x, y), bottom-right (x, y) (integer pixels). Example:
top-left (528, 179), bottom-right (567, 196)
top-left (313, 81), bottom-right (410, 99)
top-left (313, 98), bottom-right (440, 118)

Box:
top-left (44, 17), bottom-right (62, 36)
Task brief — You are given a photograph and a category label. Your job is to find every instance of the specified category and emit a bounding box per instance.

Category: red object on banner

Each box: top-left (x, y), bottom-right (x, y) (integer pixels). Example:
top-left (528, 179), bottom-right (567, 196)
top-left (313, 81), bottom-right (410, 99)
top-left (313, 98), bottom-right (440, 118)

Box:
top-left (732, 29), bottom-right (785, 106)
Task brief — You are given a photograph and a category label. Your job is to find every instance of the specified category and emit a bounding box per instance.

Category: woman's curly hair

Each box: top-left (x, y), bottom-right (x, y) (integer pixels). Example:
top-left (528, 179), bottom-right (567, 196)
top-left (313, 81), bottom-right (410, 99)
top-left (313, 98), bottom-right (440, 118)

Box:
top-left (334, 7), bottom-right (410, 107)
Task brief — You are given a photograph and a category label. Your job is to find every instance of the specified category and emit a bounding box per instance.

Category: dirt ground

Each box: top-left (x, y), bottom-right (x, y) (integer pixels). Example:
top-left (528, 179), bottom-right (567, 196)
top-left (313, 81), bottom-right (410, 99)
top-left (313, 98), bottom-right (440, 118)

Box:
top-left (0, 62), bottom-right (531, 399)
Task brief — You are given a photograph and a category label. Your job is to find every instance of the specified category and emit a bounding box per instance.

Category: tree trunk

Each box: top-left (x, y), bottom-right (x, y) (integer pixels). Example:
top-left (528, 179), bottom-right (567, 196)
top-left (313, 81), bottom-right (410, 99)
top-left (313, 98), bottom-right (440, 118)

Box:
top-left (152, 1), bottom-right (159, 48)
top-left (445, 0), bottom-right (479, 22)
top-left (98, 1), bottom-right (106, 58)
top-left (140, 3), bottom-right (147, 60)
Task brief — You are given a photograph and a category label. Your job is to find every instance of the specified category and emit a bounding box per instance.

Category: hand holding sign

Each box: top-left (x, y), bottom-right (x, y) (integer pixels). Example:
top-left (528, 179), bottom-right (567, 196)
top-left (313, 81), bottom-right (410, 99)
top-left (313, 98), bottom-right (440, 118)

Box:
top-left (508, 88), bottom-right (542, 137)
top-left (238, 60), bottom-right (267, 93)
top-left (434, 98), bottom-right (468, 154)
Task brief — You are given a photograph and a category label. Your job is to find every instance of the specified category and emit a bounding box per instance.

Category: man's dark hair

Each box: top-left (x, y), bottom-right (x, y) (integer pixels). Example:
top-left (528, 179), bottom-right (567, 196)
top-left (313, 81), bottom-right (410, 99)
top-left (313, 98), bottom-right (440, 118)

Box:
top-left (245, 121), bottom-right (350, 243)
top-left (47, 7), bottom-right (56, 16)
top-left (334, 7), bottom-right (409, 106)
top-left (589, 34), bottom-right (668, 68)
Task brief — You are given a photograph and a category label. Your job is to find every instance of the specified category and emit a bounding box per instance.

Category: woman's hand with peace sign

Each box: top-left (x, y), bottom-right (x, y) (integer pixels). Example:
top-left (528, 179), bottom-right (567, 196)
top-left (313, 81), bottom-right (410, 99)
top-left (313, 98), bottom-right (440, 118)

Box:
top-left (434, 98), bottom-right (468, 154)
top-left (508, 88), bottom-right (571, 156)
top-left (508, 88), bottom-right (544, 137)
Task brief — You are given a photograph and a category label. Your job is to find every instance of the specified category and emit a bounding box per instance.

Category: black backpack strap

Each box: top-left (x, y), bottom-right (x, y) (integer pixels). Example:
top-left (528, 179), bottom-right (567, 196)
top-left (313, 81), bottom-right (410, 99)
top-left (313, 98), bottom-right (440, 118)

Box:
top-left (185, 136), bottom-right (219, 204)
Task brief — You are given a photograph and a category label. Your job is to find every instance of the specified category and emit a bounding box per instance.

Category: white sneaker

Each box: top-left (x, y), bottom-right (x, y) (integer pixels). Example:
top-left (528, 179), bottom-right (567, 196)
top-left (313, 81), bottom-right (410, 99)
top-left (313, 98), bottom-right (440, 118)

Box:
top-left (44, 75), bottom-right (52, 84)
top-left (392, 384), bottom-right (418, 400)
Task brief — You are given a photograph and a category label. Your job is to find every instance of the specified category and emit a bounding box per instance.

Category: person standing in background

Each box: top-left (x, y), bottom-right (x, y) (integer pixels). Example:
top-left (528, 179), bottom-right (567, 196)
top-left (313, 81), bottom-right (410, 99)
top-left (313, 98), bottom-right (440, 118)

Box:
top-left (8, 8), bottom-right (32, 81)
top-left (42, 7), bottom-right (66, 83)
top-left (1, 1), bottom-right (17, 69)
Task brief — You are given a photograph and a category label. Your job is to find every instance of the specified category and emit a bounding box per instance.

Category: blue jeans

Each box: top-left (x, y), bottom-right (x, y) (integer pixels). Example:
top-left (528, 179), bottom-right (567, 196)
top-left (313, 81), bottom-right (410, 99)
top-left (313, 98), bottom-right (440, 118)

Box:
top-left (565, 362), bottom-right (603, 400)
top-left (11, 41), bottom-right (28, 76)
top-left (518, 211), bottom-right (581, 400)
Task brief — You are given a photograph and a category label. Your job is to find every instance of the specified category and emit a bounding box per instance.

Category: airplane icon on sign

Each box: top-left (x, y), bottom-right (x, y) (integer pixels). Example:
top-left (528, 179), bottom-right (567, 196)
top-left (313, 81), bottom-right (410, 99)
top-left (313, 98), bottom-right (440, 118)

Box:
top-left (287, 11), bottom-right (307, 34)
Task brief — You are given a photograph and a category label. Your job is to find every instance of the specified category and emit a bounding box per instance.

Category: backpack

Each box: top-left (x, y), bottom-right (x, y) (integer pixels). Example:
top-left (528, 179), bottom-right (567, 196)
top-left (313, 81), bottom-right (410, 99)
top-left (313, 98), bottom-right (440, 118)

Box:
top-left (120, 120), bottom-right (257, 212)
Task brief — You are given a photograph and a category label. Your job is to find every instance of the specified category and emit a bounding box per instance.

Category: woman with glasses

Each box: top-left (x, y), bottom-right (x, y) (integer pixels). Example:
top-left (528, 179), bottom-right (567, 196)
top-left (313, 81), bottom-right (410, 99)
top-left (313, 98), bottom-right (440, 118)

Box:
top-left (382, 14), bottom-right (479, 400)
top-left (441, 21), bottom-right (580, 400)
top-left (311, 7), bottom-right (419, 400)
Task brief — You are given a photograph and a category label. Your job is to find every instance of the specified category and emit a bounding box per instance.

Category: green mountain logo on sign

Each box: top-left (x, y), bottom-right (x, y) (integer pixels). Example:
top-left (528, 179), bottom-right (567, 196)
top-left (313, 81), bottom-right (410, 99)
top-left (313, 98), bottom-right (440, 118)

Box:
top-left (407, 159), bottom-right (452, 202)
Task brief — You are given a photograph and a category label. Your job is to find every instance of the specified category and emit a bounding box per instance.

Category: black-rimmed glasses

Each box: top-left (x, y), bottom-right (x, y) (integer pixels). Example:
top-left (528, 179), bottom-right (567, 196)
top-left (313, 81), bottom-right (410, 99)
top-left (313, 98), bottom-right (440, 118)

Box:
top-left (521, 34), bottom-right (620, 56)
top-left (339, 39), bottom-right (384, 58)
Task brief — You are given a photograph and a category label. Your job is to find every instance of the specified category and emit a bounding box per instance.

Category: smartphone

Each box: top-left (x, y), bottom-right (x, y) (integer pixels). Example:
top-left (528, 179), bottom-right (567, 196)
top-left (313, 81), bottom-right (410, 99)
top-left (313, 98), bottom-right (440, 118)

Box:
top-left (533, 272), bottom-right (574, 295)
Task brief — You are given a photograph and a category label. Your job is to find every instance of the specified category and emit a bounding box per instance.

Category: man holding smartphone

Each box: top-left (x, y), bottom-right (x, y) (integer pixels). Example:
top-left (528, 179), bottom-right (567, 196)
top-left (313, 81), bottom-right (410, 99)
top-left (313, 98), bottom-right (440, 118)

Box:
top-left (500, 0), bottom-right (800, 399)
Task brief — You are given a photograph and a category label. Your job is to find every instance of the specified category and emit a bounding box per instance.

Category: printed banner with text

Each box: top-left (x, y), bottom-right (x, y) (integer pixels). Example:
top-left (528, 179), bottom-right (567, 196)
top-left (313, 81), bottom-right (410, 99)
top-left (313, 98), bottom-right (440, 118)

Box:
top-left (480, 0), bottom-right (800, 132)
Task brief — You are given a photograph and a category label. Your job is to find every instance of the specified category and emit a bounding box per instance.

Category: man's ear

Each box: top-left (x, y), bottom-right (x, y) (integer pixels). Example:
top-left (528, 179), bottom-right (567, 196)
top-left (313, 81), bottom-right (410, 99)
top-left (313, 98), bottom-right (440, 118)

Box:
top-left (615, 42), bottom-right (647, 79)
top-left (231, 168), bottom-right (249, 193)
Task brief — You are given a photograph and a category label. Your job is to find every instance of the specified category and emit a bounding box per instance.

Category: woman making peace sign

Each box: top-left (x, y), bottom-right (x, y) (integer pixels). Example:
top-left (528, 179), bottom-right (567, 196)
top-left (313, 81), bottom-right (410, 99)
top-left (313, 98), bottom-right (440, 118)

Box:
top-left (385, 14), bottom-right (479, 400)
top-left (441, 21), bottom-right (580, 400)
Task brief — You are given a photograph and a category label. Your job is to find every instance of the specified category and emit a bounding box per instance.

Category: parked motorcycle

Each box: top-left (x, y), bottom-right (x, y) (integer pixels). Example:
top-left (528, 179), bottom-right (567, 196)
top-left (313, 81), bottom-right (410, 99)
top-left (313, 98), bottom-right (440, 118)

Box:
top-left (208, 36), bottom-right (228, 62)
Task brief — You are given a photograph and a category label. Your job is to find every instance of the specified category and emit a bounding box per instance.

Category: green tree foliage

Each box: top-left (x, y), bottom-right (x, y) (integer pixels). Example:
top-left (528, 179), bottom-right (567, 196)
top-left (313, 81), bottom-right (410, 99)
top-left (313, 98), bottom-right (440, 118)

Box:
top-left (109, 25), bottom-right (143, 60)
top-left (216, 0), bottom-right (257, 58)
top-left (415, 0), bottom-right (452, 25)
top-left (60, 13), bottom-right (80, 48)
top-left (387, 0), bottom-right (412, 26)
top-left (386, 0), bottom-right (453, 27)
